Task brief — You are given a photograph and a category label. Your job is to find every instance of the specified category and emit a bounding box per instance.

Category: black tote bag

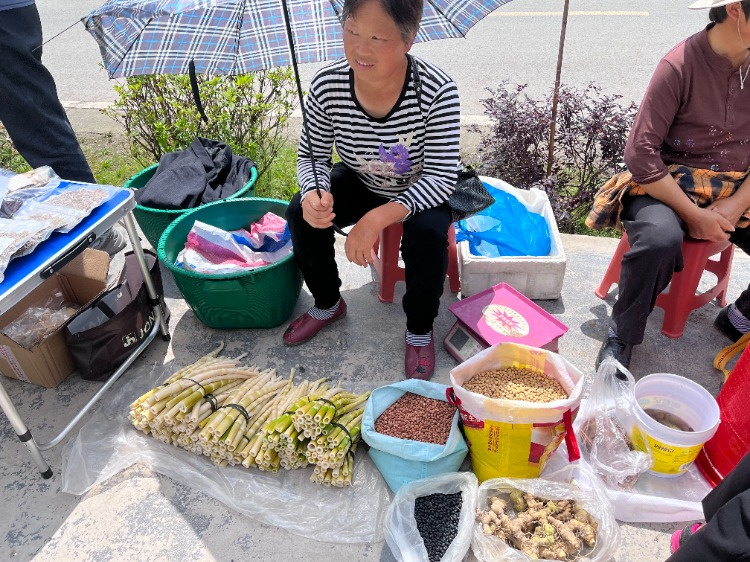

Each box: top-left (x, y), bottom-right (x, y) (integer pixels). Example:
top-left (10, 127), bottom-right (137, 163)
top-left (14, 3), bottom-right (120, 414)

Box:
top-left (65, 249), bottom-right (167, 381)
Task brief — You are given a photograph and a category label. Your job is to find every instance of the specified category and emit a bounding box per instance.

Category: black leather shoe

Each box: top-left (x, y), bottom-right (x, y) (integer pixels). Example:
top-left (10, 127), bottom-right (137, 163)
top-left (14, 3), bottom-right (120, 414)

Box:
top-left (714, 306), bottom-right (744, 342)
top-left (595, 336), bottom-right (633, 370)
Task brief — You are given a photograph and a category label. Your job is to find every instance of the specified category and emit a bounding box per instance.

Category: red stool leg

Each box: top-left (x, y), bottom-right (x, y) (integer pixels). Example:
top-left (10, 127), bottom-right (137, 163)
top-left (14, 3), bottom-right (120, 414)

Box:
top-left (595, 233), bottom-right (631, 299)
top-left (447, 224), bottom-right (460, 293)
top-left (707, 245), bottom-right (735, 307)
top-left (374, 223), bottom-right (404, 303)
top-left (656, 240), bottom-right (729, 339)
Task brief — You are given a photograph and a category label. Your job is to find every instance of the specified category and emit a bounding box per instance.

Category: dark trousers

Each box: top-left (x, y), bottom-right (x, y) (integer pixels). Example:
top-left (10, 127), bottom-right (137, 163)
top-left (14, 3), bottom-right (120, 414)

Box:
top-left (0, 5), bottom-right (94, 183)
top-left (611, 195), bottom-right (750, 345)
top-left (286, 163), bottom-right (451, 334)
top-left (667, 451), bottom-right (750, 562)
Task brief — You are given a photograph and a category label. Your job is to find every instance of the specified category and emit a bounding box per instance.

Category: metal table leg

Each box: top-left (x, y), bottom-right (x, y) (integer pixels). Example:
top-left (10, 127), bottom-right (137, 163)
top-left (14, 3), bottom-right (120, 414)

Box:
top-left (0, 210), bottom-right (170, 478)
top-left (0, 381), bottom-right (53, 478)
top-left (122, 212), bottom-right (170, 341)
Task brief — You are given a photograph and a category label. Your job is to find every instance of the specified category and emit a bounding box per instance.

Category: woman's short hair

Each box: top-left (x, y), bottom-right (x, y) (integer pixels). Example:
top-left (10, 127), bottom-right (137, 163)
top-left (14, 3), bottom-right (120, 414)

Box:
top-left (341, 0), bottom-right (423, 43)
top-left (709, 0), bottom-right (750, 22)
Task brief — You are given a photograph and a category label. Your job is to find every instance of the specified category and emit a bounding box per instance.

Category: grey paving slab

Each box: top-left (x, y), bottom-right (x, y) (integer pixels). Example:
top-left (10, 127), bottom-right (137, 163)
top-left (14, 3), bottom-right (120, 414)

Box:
top-left (2, 230), bottom-right (747, 562)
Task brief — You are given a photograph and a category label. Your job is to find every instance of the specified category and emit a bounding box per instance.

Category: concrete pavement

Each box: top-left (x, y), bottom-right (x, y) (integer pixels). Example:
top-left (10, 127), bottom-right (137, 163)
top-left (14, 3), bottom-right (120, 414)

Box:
top-left (2, 221), bottom-right (747, 561)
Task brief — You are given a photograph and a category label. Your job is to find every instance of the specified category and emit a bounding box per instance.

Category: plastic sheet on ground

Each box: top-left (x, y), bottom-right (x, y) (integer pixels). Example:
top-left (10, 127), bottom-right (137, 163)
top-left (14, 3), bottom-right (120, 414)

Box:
top-left (543, 446), bottom-right (710, 523)
top-left (61, 362), bottom-right (391, 543)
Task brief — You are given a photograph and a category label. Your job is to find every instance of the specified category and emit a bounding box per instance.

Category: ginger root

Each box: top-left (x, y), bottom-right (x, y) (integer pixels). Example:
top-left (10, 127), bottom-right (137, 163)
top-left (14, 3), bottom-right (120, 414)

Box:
top-left (476, 492), bottom-right (599, 561)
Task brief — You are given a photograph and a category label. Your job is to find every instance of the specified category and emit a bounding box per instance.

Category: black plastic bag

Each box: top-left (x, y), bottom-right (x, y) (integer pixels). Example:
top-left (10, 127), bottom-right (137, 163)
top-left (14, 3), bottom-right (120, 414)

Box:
top-left (447, 166), bottom-right (495, 223)
top-left (65, 250), bottom-right (167, 381)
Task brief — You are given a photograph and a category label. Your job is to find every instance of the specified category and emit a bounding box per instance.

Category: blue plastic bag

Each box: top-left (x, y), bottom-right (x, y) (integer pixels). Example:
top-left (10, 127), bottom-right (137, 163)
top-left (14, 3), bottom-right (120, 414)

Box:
top-left (362, 379), bottom-right (469, 493)
top-left (456, 181), bottom-right (551, 258)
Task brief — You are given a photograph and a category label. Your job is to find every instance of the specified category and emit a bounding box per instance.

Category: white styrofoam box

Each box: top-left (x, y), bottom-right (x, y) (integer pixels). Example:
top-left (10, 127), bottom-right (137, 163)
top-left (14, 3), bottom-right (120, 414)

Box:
top-left (457, 176), bottom-right (567, 300)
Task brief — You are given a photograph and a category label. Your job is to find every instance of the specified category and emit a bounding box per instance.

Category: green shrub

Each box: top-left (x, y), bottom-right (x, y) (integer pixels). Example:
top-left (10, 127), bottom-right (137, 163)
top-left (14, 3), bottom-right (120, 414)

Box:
top-left (470, 82), bottom-right (637, 234)
top-left (0, 124), bottom-right (30, 174)
top-left (104, 69), bottom-right (298, 179)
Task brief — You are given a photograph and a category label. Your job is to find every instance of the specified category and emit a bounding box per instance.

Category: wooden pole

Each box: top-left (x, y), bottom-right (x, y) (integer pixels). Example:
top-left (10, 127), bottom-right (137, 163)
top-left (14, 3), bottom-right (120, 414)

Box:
top-left (546, 0), bottom-right (570, 177)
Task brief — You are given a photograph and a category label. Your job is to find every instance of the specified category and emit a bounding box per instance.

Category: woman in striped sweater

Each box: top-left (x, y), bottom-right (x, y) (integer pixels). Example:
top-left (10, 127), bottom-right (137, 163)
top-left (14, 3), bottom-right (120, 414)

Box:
top-left (283, 0), bottom-right (461, 380)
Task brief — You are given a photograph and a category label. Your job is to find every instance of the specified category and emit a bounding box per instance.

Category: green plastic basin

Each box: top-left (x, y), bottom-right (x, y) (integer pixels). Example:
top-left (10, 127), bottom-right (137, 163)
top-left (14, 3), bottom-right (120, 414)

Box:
top-left (158, 197), bottom-right (302, 329)
top-left (124, 163), bottom-right (258, 249)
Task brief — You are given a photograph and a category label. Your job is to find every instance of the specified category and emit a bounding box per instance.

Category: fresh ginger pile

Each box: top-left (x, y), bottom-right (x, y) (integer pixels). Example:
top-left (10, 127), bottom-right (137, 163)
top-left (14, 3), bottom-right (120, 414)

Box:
top-left (476, 489), bottom-right (597, 560)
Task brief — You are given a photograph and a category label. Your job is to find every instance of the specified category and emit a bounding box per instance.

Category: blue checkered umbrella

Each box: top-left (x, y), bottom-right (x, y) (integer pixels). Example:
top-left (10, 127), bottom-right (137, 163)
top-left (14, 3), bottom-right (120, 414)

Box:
top-left (83, 0), bottom-right (513, 229)
top-left (83, 0), bottom-right (514, 78)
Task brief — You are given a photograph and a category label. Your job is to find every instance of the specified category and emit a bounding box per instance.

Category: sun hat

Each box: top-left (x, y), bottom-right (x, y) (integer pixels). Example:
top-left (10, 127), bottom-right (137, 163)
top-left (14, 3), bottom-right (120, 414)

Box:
top-left (689, 0), bottom-right (742, 9)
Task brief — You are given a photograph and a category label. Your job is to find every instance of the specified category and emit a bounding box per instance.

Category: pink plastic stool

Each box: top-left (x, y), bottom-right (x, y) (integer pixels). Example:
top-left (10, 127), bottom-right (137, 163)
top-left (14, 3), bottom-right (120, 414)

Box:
top-left (370, 222), bottom-right (460, 303)
top-left (595, 232), bottom-right (734, 338)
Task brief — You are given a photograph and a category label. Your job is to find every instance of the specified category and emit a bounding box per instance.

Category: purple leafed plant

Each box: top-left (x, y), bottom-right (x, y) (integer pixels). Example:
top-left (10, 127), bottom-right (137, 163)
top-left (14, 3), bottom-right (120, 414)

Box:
top-left (469, 82), bottom-right (637, 233)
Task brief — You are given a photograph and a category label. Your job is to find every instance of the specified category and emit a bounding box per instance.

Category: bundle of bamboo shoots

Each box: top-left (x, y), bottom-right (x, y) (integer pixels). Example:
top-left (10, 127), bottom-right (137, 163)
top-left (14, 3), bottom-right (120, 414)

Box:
top-left (129, 343), bottom-right (369, 485)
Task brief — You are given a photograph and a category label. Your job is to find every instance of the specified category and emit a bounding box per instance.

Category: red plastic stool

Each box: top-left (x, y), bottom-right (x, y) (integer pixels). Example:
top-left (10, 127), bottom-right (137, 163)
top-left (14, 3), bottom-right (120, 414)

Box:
top-left (595, 232), bottom-right (734, 338)
top-left (370, 222), bottom-right (460, 303)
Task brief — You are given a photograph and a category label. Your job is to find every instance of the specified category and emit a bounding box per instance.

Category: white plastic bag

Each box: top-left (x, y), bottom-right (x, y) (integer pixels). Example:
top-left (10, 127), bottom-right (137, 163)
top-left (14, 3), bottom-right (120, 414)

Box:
top-left (543, 445), bottom-right (710, 523)
top-left (471, 465), bottom-right (619, 562)
top-left (575, 358), bottom-right (652, 489)
top-left (385, 471), bottom-right (478, 562)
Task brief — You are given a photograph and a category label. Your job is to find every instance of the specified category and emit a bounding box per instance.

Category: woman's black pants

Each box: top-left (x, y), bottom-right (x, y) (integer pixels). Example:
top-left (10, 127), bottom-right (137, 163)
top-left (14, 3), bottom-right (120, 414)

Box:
top-left (286, 163), bottom-right (451, 335)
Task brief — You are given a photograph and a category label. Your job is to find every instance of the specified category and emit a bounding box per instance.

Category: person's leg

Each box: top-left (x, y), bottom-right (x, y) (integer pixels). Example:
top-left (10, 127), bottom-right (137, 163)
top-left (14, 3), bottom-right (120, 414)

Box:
top-left (597, 195), bottom-right (685, 367)
top-left (716, 225), bottom-right (750, 340)
top-left (400, 203), bottom-right (451, 379)
top-left (669, 452), bottom-right (750, 560)
top-left (667, 492), bottom-right (750, 561)
top-left (703, 451), bottom-right (750, 520)
top-left (284, 163), bottom-right (386, 344)
top-left (612, 195), bottom-right (685, 342)
top-left (286, 163), bottom-right (386, 309)
top-left (0, 5), bottom-right (94, 183)
top-left (401, 204), bottom-right (452, 334)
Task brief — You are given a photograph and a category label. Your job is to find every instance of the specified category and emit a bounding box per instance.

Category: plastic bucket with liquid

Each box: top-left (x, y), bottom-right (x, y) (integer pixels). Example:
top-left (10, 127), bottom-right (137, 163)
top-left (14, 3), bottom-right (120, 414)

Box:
top-left (631, 373), bottom-right (720, 478)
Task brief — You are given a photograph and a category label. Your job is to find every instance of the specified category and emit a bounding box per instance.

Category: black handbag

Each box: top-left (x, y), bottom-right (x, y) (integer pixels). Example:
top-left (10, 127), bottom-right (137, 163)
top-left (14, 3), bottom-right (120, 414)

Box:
top-left (64, 250), bottom-right (167, 381)
top-left (447, 165), bottom-right (495, 223)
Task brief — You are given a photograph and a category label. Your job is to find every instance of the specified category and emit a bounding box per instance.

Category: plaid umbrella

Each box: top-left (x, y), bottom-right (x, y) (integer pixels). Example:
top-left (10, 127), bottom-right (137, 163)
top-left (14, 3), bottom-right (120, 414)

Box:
top-left (84, 0), bottom-right (513, 228)
top-left (82, 0), bottom-right (514, 79)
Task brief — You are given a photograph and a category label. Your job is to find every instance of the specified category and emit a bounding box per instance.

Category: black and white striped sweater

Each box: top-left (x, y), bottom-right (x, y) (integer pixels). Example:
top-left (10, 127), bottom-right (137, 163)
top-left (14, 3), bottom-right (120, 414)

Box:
top-left (297, 55), bottom-right (460, 218)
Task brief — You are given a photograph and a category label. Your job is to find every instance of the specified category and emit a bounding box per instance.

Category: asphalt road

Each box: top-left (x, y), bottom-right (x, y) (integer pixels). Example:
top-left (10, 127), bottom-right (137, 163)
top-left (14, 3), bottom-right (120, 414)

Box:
top-left (37, 0), bottom-right (707, 118)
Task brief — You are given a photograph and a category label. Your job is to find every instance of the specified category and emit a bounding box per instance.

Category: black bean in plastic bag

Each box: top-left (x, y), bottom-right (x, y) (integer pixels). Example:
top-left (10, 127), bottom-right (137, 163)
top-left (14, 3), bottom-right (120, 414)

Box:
top-left (414, 491), bottom-right (463, 562)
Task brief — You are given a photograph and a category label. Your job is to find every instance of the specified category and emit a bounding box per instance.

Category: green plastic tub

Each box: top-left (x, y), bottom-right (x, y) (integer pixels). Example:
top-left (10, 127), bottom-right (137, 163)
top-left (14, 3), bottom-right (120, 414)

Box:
top-left (158, 198), bottom-right (302, 329)
top-left (124, 163), bottom-right (258, 249)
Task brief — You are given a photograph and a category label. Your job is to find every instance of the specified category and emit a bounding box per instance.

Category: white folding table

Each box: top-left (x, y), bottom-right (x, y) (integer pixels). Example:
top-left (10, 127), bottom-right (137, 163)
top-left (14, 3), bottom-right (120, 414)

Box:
top-left (0, 180), bottom-right (170, 478)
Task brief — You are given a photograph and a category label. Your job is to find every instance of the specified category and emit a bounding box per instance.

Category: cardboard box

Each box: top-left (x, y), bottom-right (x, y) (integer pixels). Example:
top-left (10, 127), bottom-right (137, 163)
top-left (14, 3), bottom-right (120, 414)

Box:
top-left (457, 177), bottom-right (567, 300)
top-left (0, 249), bottom-right (109, 387)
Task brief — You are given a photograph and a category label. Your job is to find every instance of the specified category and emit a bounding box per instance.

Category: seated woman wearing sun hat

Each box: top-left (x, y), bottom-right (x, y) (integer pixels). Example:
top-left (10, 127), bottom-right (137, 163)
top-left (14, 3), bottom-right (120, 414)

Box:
top-left (587, 0), bottom-right (750, 370)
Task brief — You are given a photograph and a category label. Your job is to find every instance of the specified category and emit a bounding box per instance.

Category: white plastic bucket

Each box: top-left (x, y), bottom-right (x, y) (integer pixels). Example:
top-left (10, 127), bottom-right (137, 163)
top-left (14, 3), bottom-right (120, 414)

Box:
top-left (632, 373), bottom-right (720, 478)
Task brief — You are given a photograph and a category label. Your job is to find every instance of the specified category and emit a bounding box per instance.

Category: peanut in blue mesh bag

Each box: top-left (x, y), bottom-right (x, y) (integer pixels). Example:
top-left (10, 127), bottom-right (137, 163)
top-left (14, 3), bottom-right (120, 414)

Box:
top-left (361, 379), bottom-right (468, 493)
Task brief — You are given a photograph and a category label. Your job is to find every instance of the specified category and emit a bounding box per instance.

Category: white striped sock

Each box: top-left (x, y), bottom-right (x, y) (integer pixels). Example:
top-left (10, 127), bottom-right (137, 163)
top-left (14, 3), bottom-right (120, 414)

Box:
top-left (308, 300), bottom-right (339, 321)
top-left (406, 331), bottom-right (432, 346)
top-left (728, 304), bottom-right (750, 334)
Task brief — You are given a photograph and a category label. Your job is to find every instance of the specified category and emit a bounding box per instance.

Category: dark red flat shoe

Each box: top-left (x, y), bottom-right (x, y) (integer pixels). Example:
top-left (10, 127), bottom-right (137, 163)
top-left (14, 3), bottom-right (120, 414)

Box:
top-left (282, 299), bottom-right (347, 346)
top-left (404, 333), bottom-right (435, 380)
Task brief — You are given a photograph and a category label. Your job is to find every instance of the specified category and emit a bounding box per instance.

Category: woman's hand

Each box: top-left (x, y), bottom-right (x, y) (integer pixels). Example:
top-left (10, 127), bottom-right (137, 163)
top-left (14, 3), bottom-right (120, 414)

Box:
top-left (708, 197), bottom-right (746, 229)
top-left (345, 202), bottom-right (409, 267)
top-left (684, 206), bottom-right (734, 242)
top-left (345, 213), bottom-right (380, 267)
top-left (302, 191), bottom-right (335, 229)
